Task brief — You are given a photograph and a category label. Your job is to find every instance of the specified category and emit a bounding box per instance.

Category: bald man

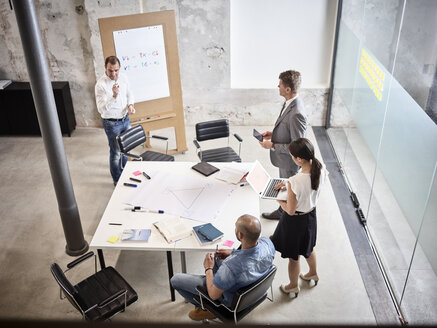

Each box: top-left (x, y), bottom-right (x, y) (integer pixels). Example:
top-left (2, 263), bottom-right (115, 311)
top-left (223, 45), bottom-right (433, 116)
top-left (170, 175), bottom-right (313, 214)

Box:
top-left (171, 214), bottom-right (275, 321)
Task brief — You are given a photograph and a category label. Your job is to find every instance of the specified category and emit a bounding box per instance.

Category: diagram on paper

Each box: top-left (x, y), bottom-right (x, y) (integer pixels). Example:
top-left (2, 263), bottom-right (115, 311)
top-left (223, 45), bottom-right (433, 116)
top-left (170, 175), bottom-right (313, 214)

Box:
top-left (124, 170), bottom-right (235, 223)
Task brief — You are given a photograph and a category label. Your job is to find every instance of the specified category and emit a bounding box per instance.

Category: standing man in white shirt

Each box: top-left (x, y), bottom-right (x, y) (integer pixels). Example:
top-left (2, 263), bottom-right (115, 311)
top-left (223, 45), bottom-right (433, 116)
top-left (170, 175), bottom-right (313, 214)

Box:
top-left (259, 70), bottom-right (307, 219)
top-left (95, 56), bottom-right (135, 185)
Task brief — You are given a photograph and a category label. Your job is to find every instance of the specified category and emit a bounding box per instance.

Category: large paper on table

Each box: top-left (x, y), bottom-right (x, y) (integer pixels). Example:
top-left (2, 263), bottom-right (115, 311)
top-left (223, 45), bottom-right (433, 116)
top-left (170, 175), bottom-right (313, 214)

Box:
top-left (125, 169), bottom-right (235, 223)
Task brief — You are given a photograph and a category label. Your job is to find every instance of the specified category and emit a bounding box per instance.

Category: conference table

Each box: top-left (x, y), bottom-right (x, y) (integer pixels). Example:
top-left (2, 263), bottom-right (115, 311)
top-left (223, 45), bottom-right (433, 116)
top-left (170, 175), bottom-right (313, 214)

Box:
top-left (90, 161), bottom-right (259, 301)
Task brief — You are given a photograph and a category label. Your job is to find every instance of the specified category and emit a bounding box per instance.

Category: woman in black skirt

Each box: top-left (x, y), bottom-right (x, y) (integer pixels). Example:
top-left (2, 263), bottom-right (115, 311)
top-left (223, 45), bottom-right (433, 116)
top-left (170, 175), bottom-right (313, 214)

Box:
top-left (270, 138), bottom-right (328, 298)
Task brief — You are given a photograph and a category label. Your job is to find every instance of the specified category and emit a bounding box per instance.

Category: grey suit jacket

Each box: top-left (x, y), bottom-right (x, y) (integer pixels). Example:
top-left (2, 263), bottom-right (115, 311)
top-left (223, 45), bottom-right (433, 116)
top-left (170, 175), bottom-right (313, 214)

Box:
top-left (270, 96), bottom-right (307, 172)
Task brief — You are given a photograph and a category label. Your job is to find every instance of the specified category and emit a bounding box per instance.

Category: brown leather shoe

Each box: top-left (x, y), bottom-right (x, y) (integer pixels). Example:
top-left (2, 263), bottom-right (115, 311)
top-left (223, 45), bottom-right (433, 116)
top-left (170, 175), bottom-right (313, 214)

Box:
top-left (188, 307), bottom-right (216, 321)
top-left (262, 208), bottom-right (281, 220)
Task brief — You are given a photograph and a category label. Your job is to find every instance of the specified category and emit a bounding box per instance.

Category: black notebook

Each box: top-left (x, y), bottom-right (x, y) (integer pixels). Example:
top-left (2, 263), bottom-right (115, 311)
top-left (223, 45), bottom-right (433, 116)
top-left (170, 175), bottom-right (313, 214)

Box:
top-left (191, 162), bottom-right (220, 177)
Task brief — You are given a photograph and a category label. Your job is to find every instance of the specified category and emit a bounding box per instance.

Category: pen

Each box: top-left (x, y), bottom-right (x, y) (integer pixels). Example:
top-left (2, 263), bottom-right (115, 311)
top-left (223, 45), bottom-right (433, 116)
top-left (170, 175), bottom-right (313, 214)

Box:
top-left (109, 223), bottom-right (122, 226)
top-left (143, 172), bottom-right (151, 179)
top-left (240, 183), bottom-right (248, 187)
top-left (124, 183), bottom-right (137, 187)
top-left (130, 177), bottom-right (141, 183)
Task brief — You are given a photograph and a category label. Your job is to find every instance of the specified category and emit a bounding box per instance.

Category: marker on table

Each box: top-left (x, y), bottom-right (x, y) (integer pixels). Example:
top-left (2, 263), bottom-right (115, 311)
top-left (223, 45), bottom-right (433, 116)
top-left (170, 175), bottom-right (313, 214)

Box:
top-left (240, 183), bottom-right (248, 187)
top-left (109, 223), bottom-right (122, 226)
top-left (131, 206), bottom-right (164, 214)
top-left (123, 183), bottom-right (137, 187)
top-left (142, 172), bottom-right (151, 180)
top-left (130, 177), bottom-right (142, 183)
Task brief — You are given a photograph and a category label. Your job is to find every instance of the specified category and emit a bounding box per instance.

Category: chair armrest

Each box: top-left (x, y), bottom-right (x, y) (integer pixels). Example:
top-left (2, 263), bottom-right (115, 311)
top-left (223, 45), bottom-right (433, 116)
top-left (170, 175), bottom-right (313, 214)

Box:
top-left (233, 133), bottom-right (243, 142)
top-left (124, 153), bottom-right (142, 160)
top-left (151, 135), bottom-right (168, 141)
top-left (83, 289), bottom-right (128, 317)
top-left (98, 289), bottom-right (127, 308)
top-left (193, 140), bottom-right (201, 149)
top-left (67, 252), bottom-right (94, 269)
top-left (196, 286), bottom-right (221, 307)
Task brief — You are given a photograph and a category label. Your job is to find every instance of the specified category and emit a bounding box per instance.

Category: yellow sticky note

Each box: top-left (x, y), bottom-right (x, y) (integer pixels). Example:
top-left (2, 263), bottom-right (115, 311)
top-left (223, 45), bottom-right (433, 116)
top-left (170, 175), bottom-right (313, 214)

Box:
top-left (107, 235), bottom-right (119, 244)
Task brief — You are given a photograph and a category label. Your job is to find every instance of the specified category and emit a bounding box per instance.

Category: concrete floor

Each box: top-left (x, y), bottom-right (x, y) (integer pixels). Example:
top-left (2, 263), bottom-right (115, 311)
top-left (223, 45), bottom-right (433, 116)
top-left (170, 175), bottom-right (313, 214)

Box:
top-left (0, 126), bottom-right (376, 325)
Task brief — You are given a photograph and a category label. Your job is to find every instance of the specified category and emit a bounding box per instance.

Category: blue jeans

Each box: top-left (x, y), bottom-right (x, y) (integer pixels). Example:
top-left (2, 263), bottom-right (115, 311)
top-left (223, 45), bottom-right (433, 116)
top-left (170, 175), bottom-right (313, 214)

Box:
top-left (102, 118), bottom-right (131, 183)
top-left (170, 260), bottom-right (223, 306)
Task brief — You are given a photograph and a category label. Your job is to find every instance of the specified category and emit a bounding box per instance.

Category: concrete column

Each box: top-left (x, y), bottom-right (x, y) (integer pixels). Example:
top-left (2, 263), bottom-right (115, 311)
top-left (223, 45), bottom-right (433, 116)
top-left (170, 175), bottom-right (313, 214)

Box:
top-left (12, 0), bottom-right (88, 256)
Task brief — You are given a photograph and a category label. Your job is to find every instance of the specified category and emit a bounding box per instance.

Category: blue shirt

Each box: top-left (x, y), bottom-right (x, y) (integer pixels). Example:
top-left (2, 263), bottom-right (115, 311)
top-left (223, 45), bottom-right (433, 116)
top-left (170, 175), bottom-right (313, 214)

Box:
top-left (213, 237), bottom-right (275, 306)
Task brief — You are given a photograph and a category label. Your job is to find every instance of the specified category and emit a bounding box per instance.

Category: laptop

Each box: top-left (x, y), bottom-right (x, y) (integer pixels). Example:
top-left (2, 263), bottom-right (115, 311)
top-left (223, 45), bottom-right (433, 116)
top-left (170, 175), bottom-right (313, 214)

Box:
top-left (246, 160), bottom-right (288, 200)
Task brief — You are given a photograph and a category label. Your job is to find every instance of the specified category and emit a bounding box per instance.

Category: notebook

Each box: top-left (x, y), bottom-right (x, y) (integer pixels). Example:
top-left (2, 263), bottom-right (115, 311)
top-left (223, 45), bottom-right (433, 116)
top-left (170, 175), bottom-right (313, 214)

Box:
top-left (193, 224), bottom-right (222, 245)
top-left (153, 216), bottom-right (192, 243)
top-left (245, 160), bottom-right (287, 200)
top-left (191, 162), bottom-right (220, 177)
top-left (194, 223), bottom-right (224, 243)
top-left (121, 229), bottom-right (151, 242)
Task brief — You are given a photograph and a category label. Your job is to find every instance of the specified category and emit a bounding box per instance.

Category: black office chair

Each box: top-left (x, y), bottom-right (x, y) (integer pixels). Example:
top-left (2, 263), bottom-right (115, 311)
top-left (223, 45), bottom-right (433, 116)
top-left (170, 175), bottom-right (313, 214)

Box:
top-left (50, 251), bottom-right (138, 321)
top-left (193, 119), bottom-right (243, 162)
top-left (193, 265), bottom-right (277, 324)
top-left (116, 125), bottom-right (174, 166)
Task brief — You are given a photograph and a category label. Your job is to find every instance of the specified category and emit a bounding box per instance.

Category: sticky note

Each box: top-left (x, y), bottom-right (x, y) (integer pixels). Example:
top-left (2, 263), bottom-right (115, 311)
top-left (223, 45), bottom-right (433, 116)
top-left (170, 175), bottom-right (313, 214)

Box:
top-left (107, 236), bottom-right (119, 244)
top-left (133, 171), bottom-right (142, 176)
top-left (223, 240), bottom-right (234, 247)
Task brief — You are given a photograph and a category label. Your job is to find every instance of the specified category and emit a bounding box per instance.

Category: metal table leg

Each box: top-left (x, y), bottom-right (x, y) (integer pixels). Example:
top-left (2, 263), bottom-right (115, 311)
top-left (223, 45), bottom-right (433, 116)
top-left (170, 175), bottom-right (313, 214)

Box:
top-left (97, 249), bottom-right (106, 269)
top-left (181, 251), bottom-right (187, 273)
top-left (167, 251), bottom-right (175, 301)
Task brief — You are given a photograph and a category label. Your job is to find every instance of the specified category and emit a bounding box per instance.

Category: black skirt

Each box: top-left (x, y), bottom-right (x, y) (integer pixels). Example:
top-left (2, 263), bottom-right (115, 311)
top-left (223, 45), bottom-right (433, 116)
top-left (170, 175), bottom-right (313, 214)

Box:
top-left (270, 208), bottom-right (317, 260)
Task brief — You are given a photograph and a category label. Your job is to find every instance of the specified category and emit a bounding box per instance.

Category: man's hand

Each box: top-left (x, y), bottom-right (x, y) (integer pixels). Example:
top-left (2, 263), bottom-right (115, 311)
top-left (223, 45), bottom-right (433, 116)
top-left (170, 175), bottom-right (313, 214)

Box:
top-left (203, 253), bottom-right (215, 269)
top-left (259, 140), bottom-right (274, 149)
top-left (215, 249), bottom-right (231, 260)
top-left (262, 131), bottom-right (272, 140)
top-left (112, 83), bottom-right (119, 98)
top-left (128, 104), bottom-right (135, 114)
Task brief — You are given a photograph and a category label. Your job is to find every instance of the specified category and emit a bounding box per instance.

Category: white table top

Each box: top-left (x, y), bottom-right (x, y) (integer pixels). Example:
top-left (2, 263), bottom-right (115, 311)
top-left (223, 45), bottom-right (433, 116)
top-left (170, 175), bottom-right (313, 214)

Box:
top-left (90, 161), bottom-right (259, 252)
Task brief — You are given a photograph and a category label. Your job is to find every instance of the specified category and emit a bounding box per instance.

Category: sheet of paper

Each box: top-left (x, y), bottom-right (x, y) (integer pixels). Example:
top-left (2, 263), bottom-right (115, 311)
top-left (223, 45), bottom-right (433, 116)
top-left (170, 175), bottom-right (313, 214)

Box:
top-left (125, 169), bottom-right (235, 223)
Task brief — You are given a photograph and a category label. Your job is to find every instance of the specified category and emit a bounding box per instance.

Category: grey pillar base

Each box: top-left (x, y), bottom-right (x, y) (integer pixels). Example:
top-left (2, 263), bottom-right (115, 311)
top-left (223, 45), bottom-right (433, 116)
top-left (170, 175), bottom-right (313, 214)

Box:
top-left (65, 241), bottom-right (89, 257)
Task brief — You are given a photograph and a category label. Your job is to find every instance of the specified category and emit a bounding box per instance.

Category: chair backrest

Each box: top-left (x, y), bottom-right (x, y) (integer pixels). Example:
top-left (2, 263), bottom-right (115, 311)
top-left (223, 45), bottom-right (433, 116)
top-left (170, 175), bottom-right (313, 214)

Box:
top-left (117, 125), bottom-right (147, 153)
top-left (50, 263), bottom-right (82, 313)
top-left (195, 119), bottom-right (230, 142)
top-left (230, 265), bottom-right (277, 313)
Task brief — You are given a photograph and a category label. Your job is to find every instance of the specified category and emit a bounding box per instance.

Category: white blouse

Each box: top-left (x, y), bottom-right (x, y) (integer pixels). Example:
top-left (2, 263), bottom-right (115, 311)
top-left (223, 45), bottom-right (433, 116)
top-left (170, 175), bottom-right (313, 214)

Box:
top-left (288, 164), bottom-right (328, 213)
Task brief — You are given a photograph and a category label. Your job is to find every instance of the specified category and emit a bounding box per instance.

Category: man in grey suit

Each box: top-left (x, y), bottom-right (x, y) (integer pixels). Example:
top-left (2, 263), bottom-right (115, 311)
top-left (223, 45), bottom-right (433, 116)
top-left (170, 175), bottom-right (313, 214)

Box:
top-left (259, 70), bottom-right (307, 219)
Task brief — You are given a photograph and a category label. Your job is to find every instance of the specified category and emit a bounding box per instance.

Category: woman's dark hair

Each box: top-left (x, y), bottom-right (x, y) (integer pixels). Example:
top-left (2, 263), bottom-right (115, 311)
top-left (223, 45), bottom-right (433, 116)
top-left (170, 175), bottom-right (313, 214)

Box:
top-left (289, 138), bottom-right (322, 190)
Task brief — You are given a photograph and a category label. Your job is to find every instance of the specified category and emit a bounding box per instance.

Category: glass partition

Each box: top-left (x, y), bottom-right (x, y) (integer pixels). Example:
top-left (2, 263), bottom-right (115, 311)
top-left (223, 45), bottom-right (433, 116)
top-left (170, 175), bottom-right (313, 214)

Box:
top-left (328, 0), bottom-right (437, 324)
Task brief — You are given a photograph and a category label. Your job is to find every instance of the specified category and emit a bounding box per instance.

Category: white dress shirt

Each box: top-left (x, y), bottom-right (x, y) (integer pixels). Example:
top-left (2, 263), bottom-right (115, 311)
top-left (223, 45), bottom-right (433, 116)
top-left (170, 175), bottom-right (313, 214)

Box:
top-left (95, 72), bottom-right (134, 119)
top-left (280, 94), bottom-right (299, 117)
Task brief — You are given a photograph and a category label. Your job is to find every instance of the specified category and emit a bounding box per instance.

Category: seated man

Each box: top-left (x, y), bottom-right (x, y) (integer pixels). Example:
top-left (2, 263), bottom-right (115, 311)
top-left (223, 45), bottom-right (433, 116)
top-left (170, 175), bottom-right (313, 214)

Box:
top-left (170, 214), bottom-right (275, 321)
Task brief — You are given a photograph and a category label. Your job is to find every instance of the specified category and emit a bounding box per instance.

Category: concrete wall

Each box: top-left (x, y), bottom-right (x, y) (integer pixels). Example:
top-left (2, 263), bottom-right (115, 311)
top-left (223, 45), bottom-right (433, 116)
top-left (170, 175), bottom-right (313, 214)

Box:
top-left (0, 0), bottom-right (333, 128)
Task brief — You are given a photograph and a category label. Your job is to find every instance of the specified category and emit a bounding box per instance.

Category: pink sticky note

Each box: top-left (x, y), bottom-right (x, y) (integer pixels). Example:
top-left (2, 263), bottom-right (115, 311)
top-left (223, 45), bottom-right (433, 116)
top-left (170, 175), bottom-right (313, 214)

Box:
top-left (223, 240), bottom-right (234, 247)
top-left (133, 171), bottom-right (142, 176)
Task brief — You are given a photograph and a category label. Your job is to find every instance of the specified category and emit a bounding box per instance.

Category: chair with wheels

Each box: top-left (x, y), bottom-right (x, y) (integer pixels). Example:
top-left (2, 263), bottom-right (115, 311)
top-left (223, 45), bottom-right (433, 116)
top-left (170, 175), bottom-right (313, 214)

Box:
top-left (193, 119), bottom-right (243, 162)
top-left (116, 124), bottom-right (175, 166)
top-left (50, 251), bottom-right (138, 321)
top-left (193, 265), bottom-right (277, 324)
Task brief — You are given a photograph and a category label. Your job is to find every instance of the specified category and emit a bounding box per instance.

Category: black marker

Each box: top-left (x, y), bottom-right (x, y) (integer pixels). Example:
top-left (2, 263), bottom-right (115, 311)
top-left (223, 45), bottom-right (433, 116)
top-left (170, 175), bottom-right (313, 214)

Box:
top-left (130, 177), bottom-right (141, 183)
top-left (123, 183), bottom-right (137, 187)
top-left (142, 172), bottom-right (151, 179)
top-left (109, 223), bottom-right (122, 226)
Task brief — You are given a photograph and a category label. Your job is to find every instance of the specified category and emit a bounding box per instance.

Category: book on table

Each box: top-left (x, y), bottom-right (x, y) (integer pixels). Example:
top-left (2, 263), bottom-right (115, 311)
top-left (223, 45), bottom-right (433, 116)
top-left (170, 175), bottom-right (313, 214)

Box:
top-left (191, 162), bottom-right (220, 177)
top-left (193, 223), bottom-right (224, 245)
top-left (153, 216), bottom-right (192, 243)
top-left (121, 229), bottom-right (151, 242)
